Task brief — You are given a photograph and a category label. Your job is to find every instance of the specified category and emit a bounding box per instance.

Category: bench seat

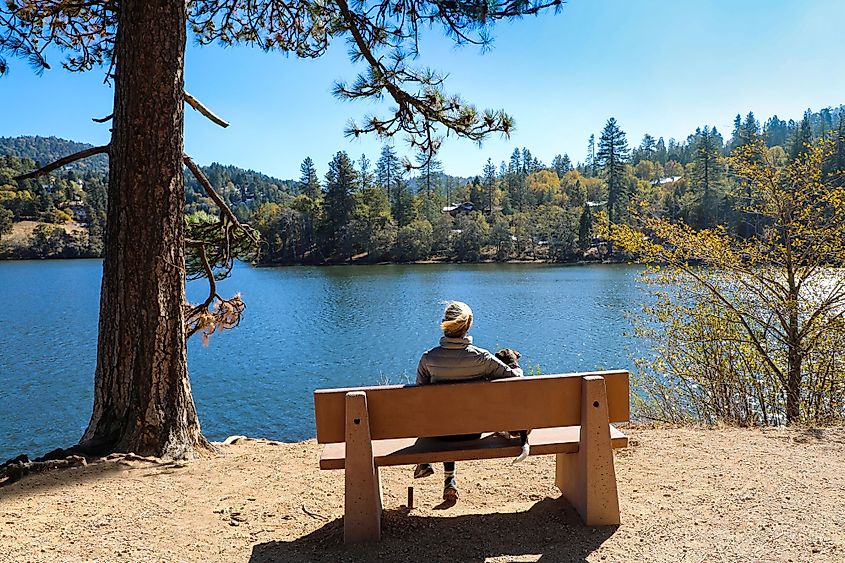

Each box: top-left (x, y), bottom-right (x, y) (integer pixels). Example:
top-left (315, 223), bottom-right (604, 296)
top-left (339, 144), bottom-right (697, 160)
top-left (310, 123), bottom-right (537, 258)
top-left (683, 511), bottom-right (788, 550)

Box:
top-left (320, 425), bottom-right (629, 470)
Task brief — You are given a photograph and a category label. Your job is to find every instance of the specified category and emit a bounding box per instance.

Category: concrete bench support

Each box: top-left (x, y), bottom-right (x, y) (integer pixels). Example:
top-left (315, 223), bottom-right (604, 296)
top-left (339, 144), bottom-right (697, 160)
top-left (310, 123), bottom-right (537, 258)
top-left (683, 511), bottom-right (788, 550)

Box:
top-left (343, 391), bottom-right (383, 544)
top-left (555, 375), bottom-right (621, 526)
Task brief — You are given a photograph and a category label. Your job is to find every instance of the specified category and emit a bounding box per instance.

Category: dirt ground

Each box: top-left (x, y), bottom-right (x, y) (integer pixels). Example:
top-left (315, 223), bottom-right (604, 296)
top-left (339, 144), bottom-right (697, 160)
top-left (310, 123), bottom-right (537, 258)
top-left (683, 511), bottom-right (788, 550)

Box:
top-left (1, 425), bottom-right (844, 563)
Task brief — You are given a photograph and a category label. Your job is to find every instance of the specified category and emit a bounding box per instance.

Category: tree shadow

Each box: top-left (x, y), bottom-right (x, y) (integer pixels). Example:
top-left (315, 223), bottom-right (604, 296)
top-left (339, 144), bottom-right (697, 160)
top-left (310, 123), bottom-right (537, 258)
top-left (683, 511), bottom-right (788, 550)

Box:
top-left (0, 458), bottom-right (183, 498)
top-left (250, 497), bottom-right (618, 563)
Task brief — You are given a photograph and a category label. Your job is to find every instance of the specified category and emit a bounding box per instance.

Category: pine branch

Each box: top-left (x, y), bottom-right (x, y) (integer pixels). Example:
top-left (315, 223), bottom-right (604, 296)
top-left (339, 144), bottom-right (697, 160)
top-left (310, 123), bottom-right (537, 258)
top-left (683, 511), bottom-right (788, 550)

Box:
top-left (184, 91), bottom-right (229, 128)
top-left (92, 113), bottom-right (113, 123)
top-left (14, 145), bottom-right (109, 181)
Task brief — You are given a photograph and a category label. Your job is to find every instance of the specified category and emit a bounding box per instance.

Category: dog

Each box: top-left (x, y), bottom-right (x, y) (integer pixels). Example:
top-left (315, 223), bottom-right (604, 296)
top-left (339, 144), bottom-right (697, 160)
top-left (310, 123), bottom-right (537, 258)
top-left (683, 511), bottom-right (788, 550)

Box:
top-left (495, 348), bottom-right (531, 464)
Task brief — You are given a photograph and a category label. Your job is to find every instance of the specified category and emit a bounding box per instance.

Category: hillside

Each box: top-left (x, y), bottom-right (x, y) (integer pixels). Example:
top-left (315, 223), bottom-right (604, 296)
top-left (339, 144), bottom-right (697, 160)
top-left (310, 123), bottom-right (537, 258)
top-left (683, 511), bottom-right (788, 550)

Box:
top-left (1, 425), bottom-right (843, 562)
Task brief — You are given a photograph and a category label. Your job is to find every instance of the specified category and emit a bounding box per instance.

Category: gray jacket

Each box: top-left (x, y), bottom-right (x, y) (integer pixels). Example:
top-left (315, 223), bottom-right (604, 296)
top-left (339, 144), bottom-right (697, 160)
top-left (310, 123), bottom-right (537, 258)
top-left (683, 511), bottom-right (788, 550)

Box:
top-left (416, 335), bottom-right (524, 385)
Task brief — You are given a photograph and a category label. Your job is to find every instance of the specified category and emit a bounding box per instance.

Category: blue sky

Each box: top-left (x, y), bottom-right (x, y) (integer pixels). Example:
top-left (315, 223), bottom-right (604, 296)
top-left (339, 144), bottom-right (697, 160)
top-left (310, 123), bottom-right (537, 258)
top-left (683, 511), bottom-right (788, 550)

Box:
top-left (1, 0), bottom-right (843, 178)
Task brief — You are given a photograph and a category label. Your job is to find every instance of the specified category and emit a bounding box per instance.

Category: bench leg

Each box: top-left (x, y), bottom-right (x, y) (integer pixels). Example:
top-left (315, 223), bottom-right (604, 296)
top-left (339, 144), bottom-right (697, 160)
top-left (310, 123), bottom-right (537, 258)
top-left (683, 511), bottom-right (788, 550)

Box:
top-left (344, 391), bottom-right (383, 544)
top-left (555, 375), bottom-right (621, 526)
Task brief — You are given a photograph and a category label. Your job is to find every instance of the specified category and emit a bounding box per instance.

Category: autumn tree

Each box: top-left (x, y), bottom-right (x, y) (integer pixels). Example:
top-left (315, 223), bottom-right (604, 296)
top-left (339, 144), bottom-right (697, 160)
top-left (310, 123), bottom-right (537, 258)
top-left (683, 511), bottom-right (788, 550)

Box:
top-left (616, 139), bottom-right (845, 425)
top-left (1, 0), bottom-right (562, 459)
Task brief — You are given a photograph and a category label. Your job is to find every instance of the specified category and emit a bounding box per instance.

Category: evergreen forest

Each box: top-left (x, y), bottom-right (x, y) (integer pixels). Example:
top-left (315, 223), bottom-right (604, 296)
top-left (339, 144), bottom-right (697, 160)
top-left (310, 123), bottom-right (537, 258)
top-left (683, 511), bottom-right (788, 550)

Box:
top-left (2, 104), bottom-right (844, 263)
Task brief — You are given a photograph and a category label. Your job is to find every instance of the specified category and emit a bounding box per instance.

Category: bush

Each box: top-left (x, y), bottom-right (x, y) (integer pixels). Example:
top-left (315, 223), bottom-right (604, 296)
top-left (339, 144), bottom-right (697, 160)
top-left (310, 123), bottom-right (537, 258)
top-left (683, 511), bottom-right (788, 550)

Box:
top-left (394, 219), bottom-right (433, 262)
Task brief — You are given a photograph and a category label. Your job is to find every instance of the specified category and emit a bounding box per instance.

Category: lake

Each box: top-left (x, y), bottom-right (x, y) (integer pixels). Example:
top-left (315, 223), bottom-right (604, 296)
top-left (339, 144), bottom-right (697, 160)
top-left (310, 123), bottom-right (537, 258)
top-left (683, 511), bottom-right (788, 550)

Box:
top-left (0, 260), bottom-right (646, 461)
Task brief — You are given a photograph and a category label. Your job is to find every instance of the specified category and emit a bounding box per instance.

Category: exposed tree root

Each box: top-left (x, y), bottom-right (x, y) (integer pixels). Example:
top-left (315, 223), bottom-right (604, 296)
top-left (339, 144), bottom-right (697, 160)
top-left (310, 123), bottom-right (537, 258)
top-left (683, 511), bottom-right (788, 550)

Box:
top-left (0, 448), bottom-right (169, 487)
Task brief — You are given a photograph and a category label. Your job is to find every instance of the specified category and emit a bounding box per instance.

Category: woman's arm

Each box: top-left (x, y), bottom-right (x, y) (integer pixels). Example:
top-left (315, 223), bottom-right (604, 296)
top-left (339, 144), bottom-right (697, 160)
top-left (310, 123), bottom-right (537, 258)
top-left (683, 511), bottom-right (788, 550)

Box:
top-left (482, 351), bottom-right (523, 379)
top-left (416, 356), bottom-right (431, 385)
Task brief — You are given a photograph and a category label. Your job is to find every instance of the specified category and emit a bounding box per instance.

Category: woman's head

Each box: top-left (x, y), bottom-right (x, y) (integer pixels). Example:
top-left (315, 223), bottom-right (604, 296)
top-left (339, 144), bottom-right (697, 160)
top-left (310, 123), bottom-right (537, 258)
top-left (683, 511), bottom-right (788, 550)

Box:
top-left (441, 301), bottom-right (473, 337)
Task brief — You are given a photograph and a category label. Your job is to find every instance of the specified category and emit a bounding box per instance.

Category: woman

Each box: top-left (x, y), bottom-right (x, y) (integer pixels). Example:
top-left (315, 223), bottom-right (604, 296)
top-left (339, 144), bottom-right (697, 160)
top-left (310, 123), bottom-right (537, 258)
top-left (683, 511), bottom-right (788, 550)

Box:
top-left (414, 301), bottom-right (523, 501)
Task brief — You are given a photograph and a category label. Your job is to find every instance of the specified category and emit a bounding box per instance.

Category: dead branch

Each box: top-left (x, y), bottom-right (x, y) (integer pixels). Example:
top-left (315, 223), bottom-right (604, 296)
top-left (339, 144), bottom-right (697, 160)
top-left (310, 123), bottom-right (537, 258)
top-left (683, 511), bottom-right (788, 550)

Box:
top-left (182, 154), bottom-right (258, 245)
top-left (14, 145), bottom-right (109, 181)
top-left (184, 91), bottom-right (230, 128)
top-left (302, 504), bottom-right (329, 521)
top-left (92, 113), bottom-right (113, 123)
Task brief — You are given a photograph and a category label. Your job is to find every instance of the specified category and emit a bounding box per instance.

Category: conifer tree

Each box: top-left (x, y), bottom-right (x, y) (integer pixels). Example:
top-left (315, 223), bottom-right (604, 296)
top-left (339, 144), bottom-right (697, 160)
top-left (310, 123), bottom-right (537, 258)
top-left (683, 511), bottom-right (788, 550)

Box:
top-left (299, 157), bottom-right (321, 199)
top-left (638, 134), bottom-right (657, 163)
top-left (376, 145), bottom-right (402, 205)
top-left (596, 117), bottom-right (630, 226)
top-left (586, 134), bottom-right (597, 177)
top-left (358, 154), bottom-right (374, 192)
top-left (482, 158), bottom-right (497, 214)
top-left (391, 176), bottom-right (415, 227)
top-left (552, 154), bottom-right (572, 178)
top-left (322, 151), bottom-right (358, 258)
top-left (790, 117), bottom-right (813, 161)
top-left (690, 126), bottom-right (724, 227)
top-left (507, 148), bottom-right (527, 211)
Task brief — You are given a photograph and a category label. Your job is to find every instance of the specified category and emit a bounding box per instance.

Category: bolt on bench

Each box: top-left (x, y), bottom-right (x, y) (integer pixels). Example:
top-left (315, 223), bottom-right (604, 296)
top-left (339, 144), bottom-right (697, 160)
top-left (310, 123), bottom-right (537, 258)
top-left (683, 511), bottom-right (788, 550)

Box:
top-left (313, 370), bottom-right (630, 544)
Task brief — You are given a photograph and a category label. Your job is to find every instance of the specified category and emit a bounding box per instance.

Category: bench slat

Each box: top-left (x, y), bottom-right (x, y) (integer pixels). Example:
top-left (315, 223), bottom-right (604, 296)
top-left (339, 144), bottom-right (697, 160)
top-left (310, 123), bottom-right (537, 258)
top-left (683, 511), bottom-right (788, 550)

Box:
top-left (319, 425), bottom-right (629, 470)
top-left (314, 370), bottom-right (629, 444)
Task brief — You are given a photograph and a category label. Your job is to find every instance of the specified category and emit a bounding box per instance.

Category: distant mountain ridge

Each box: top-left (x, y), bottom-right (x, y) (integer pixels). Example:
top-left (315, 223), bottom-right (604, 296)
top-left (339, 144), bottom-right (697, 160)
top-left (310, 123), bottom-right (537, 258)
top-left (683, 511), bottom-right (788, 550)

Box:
top-left (0, 136), bottom-right (109, 175)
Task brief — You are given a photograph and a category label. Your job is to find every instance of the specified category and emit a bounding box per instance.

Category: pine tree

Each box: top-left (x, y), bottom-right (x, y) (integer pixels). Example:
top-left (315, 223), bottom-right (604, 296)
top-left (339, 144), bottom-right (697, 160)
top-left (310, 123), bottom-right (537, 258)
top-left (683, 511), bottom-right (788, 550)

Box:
top-left (638, 134), bottom-right (657, 163)
top-left (507, 148), bottom-right (526, 211)
top-left (299, 157), bottom-right (321, 199)
top-left (690, 126), bottom-right (724, 227)
top-left (376, 145), bottom-right (402, 207)
top-left (391, 176), bottom-right (415, 227)
top-left (552, 154), bottom-right (572, 178)
top-left (656, 137), bottom-right (667, 165)
top-left (322, 151), bottom-right (358, 258)
top-left (578, 204), bottom-right (592, 251)
top-left (482, 158), bottom-right (497, 213)
top-left (596, 117), bottom-right (630, 226)
top-left (790, 116), bottom-right (813, 161)
top-left (358, 154), bottom-right (374, 192)
top-left (764, 116), bottom-right (789, 147)
top-left (586, 134), bottom-right (596, 177)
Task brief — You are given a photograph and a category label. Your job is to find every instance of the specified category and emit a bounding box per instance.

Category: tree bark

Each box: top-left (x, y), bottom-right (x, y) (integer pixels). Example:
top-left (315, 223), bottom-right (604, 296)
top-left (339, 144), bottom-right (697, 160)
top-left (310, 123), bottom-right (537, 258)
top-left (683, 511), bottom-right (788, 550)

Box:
top-left (80, 0), bottom-right (210, 459)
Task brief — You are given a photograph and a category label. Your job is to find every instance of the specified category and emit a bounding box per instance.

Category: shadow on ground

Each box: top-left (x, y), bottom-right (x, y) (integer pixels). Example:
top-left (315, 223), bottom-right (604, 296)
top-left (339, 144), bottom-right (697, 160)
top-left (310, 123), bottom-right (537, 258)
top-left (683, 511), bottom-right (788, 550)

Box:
top-left (250, 497), bottom-right (617, 563)
top-left (0, 459), bottom-right (183, 498)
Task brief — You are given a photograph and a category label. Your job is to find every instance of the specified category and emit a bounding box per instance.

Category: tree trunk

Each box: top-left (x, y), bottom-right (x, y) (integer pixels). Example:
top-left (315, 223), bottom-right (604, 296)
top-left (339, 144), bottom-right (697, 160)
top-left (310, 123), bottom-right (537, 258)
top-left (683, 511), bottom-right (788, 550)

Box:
top-left (80, 0), bottom-right (210, 459)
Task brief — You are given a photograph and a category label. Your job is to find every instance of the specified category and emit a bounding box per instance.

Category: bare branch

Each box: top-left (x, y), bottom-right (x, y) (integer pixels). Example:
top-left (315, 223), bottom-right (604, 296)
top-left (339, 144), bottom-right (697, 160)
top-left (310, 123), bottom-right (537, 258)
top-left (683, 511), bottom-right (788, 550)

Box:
top-left (184, 91), bottom-right (229, 128)
top-left (182, 154), bottom-right (258, 245)
top-left (14, 145), bottom-right (109, 181)
top-left (92, 113), bottom-right (113, 123)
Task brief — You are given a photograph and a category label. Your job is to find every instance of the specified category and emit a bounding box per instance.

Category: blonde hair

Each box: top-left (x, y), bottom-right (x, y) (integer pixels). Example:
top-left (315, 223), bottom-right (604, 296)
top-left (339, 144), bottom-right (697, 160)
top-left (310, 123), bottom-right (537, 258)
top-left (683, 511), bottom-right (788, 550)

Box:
top-left (441, 301), bottom-right (473, 337)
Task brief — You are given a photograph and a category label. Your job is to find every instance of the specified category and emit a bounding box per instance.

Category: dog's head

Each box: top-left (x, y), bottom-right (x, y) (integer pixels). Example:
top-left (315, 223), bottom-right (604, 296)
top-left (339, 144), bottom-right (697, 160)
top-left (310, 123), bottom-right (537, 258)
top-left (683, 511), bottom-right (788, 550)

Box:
top-left (495, 348), bottom-right (521, 368)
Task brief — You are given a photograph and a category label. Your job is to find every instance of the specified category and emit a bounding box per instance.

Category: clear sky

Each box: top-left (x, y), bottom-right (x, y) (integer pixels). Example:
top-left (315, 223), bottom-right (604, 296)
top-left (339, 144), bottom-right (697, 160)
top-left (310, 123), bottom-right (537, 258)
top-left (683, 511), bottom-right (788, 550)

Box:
top-left (1, 0), bottom-right (843, 179)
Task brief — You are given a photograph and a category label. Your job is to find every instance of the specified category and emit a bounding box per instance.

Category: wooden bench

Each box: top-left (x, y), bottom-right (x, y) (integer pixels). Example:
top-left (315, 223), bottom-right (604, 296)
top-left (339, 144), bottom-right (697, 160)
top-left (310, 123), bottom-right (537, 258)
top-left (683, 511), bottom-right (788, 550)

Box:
top-left (313, 370), bottom-right (630, 544)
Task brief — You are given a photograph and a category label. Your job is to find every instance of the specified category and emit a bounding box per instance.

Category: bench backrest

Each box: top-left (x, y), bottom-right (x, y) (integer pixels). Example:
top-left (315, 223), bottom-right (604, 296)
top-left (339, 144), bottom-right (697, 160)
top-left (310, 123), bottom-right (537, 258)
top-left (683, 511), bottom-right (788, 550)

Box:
top-left (314, 370), bottom-right (629, 444)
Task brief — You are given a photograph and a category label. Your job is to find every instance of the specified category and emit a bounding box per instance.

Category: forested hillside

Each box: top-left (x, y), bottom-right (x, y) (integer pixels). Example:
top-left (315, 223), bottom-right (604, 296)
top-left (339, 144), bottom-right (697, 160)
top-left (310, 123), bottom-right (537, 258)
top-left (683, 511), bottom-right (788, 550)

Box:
top-left (3, 104), bottom-right (844, 262)
top-left (0, 137), bottom-right (296, 258)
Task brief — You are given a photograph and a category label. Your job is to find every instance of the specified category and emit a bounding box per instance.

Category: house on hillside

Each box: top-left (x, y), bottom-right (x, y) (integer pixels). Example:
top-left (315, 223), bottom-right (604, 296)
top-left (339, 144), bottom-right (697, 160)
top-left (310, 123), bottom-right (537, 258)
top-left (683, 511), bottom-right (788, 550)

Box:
top-left (442, 202), bottom-right (475, 216)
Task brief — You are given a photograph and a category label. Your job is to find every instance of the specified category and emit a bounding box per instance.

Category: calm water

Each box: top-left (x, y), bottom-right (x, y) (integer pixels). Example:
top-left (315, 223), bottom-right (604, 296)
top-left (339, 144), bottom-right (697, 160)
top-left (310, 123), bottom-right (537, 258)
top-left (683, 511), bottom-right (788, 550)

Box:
top-left (0, 260), bottom-right (646, 460)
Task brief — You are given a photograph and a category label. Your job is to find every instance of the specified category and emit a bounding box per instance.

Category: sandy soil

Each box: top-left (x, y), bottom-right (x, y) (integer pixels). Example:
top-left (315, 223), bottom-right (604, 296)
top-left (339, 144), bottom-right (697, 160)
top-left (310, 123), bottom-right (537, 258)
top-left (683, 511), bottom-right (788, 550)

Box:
top-left (1, 425), bottom-right (844, 562)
